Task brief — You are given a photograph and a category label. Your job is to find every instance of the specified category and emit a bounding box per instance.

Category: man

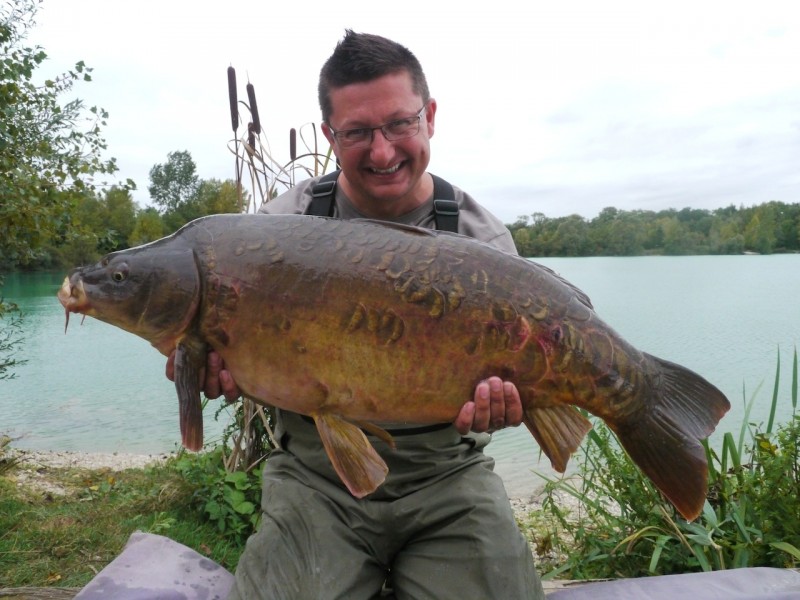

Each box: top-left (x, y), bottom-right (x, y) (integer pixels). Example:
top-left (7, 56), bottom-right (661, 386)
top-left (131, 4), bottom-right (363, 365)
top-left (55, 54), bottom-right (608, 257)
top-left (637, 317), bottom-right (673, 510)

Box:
top-left (171, 30), bottom-right (544, 599)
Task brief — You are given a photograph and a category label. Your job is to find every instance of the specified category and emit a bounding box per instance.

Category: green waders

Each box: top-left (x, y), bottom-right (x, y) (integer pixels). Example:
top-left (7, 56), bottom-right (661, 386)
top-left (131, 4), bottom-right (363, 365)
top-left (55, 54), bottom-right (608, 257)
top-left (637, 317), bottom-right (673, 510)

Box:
top-left (228, 411), bottom-right (545, 600)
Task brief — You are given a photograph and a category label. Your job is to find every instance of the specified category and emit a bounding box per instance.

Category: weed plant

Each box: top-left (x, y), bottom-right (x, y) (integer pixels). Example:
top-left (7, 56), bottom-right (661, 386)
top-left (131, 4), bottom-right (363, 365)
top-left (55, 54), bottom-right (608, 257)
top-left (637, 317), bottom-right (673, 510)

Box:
top-left (533, 348), bottom-right (800, 580)
top-left (172, 446), bottom-right (264, 544)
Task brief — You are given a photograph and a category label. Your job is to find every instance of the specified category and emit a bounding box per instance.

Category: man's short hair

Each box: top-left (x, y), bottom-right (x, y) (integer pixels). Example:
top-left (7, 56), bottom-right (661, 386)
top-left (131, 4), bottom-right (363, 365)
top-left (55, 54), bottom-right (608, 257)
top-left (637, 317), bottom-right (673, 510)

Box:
top-left (318, 30), bottom-right (430, 123)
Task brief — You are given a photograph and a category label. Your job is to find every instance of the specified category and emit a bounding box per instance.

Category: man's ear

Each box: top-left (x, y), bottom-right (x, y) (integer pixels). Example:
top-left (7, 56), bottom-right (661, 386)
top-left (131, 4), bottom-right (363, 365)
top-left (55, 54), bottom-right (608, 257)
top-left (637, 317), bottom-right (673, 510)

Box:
top-left (321, 122), bottom-right (336, 146)
top-left (425, 98), bottom-right (437, 138)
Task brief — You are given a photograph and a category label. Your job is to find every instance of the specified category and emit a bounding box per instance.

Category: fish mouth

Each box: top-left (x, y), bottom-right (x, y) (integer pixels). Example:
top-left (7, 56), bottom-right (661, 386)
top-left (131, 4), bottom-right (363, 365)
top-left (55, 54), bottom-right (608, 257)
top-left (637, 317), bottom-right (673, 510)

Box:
top-left (58, 276), bottom-right (92, 333)
top-left (57, 276), bottom-right (89, 312)
top-left (58, 276), bottom-right (92, 313)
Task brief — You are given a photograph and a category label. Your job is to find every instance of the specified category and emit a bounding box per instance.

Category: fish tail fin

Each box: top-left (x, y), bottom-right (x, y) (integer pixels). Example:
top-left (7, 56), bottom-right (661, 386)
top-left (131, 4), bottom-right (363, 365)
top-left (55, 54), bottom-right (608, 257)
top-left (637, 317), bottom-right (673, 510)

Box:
top-left (314, 413), bottom-right (388, 498)
top-left (523, 403), bottom-right (593, 473)
top-left (174, 341), bottom-right (205, 452)
top-left (613, 354), bottom-right (730, 521)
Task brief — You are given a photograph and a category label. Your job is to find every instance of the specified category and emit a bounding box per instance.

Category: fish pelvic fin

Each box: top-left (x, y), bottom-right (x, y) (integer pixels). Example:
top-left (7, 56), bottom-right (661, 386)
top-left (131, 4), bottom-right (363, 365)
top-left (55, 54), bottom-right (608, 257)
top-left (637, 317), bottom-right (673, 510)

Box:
top-left (314, 413), bottom-right (389, 498)
top-left (174, 341), bottom-right (205, 452)
top-left (613, 354), bottom-right (731, 521)
top-left (523, 404), bottom-right (592, 473)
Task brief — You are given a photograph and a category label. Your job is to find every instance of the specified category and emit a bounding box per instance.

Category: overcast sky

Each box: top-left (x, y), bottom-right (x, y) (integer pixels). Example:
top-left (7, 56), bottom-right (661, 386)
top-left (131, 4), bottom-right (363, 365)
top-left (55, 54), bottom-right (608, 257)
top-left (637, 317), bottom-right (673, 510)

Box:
top-left (28, 0), bottom-right (800, 224)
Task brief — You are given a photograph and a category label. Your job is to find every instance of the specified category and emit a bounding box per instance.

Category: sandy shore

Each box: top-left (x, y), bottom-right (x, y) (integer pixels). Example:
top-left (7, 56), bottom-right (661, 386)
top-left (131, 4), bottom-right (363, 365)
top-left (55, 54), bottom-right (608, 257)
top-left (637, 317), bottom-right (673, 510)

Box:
top-left (8, 449), bottom-right (171, 471)
top-left (7, 448), bottom-right (552, 520)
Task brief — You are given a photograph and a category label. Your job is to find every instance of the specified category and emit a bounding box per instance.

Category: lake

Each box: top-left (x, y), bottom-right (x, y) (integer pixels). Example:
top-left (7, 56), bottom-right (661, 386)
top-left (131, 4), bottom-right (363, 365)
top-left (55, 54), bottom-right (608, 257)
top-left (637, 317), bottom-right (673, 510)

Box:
top-left (2, 255), bottom-right (799, 497)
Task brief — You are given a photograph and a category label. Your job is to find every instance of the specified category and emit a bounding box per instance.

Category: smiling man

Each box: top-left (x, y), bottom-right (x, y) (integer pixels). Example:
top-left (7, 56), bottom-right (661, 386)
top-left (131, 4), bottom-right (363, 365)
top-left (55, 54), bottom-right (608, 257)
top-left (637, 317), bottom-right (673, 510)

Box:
top-left (209, 30), bottom-right (545, 600)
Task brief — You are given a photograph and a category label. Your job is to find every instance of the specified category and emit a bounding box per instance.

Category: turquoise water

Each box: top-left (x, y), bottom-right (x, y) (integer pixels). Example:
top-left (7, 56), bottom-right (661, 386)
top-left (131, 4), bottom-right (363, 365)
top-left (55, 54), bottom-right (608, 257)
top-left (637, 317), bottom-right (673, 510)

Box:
top-left (2, 255), bottom-right (799, 496)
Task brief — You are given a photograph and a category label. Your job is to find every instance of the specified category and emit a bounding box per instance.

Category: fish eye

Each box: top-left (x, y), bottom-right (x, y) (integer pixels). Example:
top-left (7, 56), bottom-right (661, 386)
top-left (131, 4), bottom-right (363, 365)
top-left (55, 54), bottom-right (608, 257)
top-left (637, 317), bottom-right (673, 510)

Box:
top-left (111, 264), bottom-right (129, 282)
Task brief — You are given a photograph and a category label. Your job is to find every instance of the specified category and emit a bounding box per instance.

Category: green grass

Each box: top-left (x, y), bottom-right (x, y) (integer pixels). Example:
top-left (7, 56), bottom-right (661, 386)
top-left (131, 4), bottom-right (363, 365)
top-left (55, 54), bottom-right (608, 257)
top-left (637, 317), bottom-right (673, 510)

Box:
top-left (0, 454), bottom-right (246, 588)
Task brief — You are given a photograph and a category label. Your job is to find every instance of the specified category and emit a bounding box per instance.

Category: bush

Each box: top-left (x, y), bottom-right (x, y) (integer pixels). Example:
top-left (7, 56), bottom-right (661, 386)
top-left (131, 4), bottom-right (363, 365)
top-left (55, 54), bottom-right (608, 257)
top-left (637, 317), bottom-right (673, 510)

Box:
top-left (171, 447), bottom-right (264, 545)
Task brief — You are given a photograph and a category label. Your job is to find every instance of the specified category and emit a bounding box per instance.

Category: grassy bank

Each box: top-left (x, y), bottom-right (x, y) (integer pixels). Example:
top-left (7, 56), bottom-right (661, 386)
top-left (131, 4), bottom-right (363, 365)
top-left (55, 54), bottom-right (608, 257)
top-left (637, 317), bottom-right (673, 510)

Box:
top-left (0, 450), bottom-right (245, 589)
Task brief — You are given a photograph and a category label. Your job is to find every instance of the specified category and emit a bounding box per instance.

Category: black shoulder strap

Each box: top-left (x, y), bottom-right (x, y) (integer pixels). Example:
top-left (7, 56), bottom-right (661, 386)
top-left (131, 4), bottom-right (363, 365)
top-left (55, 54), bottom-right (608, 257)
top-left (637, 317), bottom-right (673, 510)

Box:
top-left (307, 169), bottom-right (459, 233)
top-left (308, 170), bottom-right (340, 217)
top-left (431, 174), bottom-right (459, 233)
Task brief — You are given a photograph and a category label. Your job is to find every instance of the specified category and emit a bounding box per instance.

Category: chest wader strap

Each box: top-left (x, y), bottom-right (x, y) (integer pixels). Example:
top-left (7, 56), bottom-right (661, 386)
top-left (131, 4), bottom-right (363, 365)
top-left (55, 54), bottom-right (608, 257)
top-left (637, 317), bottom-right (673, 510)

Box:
top-left (307, 171), bottom-right (459, 233)
top-left (431, 174), bottom-right (458, 233)
top-left (308, 170), bottom-right (341, 217)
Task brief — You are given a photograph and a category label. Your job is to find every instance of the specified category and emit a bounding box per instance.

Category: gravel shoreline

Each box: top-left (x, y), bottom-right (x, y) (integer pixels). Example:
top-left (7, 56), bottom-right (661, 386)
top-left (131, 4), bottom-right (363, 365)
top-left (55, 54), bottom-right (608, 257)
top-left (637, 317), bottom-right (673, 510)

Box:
top-left (7, 448), bottom-right (551, 519)
top-left (9, 449), bottom-right (172, 471)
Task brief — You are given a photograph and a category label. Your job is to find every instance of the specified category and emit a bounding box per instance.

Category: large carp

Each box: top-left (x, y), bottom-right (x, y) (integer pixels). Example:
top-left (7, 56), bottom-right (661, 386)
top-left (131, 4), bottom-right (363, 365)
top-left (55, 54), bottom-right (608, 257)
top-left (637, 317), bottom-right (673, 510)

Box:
top-left (58, 214), bottom-right (729, 520)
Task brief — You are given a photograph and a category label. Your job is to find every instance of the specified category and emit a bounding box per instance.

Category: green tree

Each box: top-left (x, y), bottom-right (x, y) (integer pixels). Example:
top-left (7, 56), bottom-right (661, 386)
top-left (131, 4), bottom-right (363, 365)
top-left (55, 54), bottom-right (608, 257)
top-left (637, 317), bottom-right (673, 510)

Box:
top-left (129, 207), bottom-right (165, 246)
top-left (1, 0), bottom-right (118, 377)
top-left (54, 187), bottom-right (138, 265)
top-left (103, 186), bottom-right (137, 249)
top-left (194, 179), bottom-right (244, 215)
top-left (0, 0), bottom-right (118, 270)
top-left (744, 208), bottom-right (777, 254)
top-left (148, 150), bottom-right (199, 214)
top-left (551, 215), bottom-right (590, 256)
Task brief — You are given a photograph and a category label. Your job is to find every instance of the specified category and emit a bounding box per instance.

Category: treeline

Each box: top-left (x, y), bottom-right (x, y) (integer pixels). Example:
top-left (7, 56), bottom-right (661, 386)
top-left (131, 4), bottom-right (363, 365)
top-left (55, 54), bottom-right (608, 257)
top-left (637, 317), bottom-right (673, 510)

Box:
top-left (7, 151), bottom-right (244, 271)
top-left (507, 202), bottom-right (800, 257)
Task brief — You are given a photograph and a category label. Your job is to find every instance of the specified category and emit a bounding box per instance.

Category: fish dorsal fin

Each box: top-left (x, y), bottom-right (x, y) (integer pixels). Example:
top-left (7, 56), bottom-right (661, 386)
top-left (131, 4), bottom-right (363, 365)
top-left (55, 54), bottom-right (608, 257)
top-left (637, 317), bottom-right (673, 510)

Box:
top-left (353, 218), bottom-right (439, 237)
top-left (313, 413), bottom-right (389, 497)
top-left (523, 404), bottom-right (592, 472)
top-left (528, 260), bottom-right (595, 311)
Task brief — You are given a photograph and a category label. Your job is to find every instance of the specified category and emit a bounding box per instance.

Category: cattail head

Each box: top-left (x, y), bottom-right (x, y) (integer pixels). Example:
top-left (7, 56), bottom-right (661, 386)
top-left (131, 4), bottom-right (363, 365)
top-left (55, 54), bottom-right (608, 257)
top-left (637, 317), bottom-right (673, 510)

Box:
top-left (247, 82), bottom-right (261, 135)
top-left (227, 66), bottom-right (238, 132)
top-left (289, 128), bottom-right (297, 161)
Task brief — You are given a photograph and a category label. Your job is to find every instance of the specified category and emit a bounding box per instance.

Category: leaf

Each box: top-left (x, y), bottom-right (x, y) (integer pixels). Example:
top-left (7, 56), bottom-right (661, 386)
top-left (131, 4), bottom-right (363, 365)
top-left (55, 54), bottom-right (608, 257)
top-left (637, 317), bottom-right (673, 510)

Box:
top-left (649, 535), bottom-right (671, 574)
top-left (701, 501), bottom-right (718, 529)
top-left (225, 471), bottom-right (250, 489)
top-left (233, 500), bottom-right (255, 515)
top-left (204, 500), bottom-right (222, 519)
top-left (771, 542), bottom-right (800, 561)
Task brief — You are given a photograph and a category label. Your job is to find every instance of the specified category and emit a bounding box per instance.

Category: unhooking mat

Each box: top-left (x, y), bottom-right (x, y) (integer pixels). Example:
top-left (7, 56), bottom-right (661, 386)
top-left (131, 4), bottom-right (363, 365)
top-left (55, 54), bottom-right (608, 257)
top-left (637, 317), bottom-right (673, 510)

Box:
top-left (76, 532), bottom-right (800, 599)
top-left (74, 531), bottom-right (234, 600)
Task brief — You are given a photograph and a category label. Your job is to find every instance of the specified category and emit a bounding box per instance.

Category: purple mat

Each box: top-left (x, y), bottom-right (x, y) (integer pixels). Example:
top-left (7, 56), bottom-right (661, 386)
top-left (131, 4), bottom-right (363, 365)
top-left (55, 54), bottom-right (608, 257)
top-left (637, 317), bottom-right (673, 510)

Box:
top-left (75, 531), bottom-right (234, 600)
top-left (76, 532), bottom-right (800, 599)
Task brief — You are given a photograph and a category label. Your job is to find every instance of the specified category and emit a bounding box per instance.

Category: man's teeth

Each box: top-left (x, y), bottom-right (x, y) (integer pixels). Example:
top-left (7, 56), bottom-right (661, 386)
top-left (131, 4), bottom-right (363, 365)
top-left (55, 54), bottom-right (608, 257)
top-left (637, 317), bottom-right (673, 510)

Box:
top-left (371, 164), bottom-right (401, 174)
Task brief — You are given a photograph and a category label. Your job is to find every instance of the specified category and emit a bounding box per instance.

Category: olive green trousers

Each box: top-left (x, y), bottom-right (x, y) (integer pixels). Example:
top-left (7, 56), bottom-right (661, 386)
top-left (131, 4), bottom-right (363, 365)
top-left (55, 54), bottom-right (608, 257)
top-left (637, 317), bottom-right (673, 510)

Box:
top-left (228, 412), bottom-right (544, 600)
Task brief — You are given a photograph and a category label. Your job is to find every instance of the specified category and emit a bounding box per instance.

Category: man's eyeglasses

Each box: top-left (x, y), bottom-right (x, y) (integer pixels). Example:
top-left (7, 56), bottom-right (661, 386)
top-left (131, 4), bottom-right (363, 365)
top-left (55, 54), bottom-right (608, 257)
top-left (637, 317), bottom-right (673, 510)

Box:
top-left (328, 106), bottom-right (426, 149)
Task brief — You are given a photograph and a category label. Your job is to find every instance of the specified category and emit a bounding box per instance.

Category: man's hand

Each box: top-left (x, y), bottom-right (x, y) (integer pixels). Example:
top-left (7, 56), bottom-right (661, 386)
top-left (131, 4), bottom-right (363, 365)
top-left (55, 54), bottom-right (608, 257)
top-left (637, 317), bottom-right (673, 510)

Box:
top-left (165, 350), bottom-right (241, 402)
top-left (454, 377), bottom-right (523, 435)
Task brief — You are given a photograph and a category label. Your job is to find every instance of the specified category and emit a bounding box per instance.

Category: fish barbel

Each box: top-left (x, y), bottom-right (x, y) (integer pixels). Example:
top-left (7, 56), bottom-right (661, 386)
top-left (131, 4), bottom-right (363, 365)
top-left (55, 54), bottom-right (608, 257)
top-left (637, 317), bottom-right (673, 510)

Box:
top-left (58, 214), bottom-right (730, 520)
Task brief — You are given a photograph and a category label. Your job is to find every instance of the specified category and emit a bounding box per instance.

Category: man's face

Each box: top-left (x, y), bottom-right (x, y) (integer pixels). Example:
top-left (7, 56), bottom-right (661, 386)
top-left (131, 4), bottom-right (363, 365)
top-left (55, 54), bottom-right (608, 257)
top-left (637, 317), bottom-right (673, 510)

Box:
top-left (322, 70), bottom-right (436, 218)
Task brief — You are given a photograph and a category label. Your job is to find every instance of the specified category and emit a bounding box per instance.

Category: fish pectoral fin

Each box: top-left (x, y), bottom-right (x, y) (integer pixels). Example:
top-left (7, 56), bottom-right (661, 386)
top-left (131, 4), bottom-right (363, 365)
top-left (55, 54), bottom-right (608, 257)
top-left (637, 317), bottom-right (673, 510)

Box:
top-left (523, 404), bottom-right (592, 473)
top-left (174, 341), bottom-right (205, 452)
top-left (314, 413), bottom-right (388, 498)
